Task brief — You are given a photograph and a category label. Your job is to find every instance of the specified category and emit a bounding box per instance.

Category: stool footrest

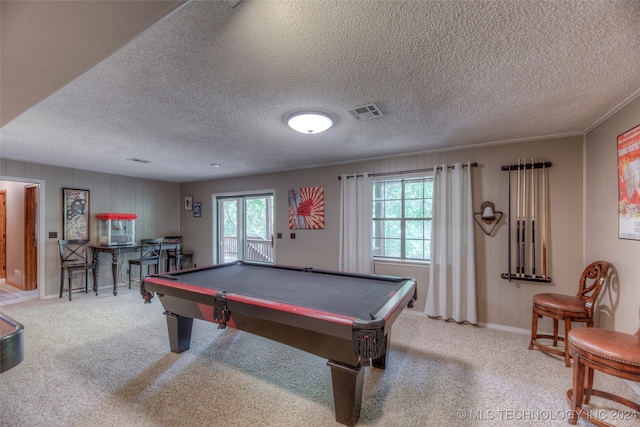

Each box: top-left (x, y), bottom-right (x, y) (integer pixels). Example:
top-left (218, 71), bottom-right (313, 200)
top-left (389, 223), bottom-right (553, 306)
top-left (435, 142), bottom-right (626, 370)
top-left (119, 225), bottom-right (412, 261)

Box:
top-left (567, 388), bottom-right (640, 427)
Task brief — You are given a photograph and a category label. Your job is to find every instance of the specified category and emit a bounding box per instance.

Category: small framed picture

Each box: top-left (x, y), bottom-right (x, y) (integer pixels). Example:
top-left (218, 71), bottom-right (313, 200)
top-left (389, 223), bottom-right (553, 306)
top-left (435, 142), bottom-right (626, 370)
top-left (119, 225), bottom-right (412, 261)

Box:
top-left (193, 202), bottom-right (202, 217)
top-left (184, 196), bottom-right (193, 211)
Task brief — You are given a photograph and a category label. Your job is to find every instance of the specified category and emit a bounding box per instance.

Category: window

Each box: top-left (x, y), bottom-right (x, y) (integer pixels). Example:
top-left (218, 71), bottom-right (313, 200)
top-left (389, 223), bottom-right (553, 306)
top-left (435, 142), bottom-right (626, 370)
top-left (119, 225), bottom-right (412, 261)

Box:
top-left (215, 193), bottom-right (274, 264)
top-left (372, 176), bottom-right (433, 261)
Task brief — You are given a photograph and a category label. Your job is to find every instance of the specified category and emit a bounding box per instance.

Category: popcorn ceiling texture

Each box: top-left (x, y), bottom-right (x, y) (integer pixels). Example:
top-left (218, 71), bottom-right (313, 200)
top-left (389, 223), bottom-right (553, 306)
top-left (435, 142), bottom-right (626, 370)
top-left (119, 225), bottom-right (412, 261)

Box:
top-left (3, 0), bottom-right (640, 182)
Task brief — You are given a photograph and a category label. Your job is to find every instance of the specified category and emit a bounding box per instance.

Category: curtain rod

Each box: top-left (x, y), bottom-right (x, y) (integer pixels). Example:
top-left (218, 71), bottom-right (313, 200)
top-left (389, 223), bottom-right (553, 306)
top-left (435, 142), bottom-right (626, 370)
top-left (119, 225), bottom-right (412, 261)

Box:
top-left (337, 162), bottom-right (478, 180)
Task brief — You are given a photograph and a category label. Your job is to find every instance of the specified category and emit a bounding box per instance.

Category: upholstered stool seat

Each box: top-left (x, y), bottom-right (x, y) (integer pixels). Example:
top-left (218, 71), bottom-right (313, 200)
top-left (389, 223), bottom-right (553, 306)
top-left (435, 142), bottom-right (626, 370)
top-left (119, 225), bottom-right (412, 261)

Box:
top-left (567, 327), bottom-right (640, 426)
top-left (533, 293), bottom-right (588, 314)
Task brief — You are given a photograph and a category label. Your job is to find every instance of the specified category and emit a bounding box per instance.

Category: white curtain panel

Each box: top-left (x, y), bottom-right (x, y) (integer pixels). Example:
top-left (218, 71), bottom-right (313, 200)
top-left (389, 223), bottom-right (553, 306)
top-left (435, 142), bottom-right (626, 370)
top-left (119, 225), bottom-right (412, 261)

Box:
top-left (426, 162), bottom-right (477, 324)
top-left (339, 173), bottom-right (373, 274)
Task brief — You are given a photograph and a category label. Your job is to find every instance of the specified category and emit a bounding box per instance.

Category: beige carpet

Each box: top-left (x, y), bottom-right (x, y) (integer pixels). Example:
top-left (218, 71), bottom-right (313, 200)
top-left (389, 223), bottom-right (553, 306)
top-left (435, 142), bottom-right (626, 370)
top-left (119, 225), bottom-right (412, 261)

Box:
top-left (0, 286), bottom-right (638, 427)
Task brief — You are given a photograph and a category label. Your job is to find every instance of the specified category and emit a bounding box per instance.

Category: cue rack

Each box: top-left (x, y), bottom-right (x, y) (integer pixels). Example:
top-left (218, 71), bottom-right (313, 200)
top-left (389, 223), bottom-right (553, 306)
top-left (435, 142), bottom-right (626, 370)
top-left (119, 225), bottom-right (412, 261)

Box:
top-left (500, 159), bottom-right (553, 283)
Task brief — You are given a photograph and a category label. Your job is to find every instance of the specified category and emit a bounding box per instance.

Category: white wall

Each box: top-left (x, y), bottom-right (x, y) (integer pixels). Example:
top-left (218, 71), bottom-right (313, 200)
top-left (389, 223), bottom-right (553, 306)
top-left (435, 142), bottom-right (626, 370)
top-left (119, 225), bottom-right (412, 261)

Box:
top-left (585, 95), bottom-right (640, 334)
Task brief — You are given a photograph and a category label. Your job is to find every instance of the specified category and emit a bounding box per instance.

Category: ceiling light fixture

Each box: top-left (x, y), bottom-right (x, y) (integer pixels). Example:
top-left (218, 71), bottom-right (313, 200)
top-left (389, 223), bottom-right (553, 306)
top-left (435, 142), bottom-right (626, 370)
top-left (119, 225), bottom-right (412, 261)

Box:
top-left (287, 111), bottom-right (333, 134)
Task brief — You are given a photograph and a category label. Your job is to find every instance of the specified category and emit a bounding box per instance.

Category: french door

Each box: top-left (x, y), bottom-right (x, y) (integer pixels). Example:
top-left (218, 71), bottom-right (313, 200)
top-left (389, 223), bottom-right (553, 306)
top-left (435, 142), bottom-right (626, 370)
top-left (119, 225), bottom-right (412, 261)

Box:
top-left (216, 193), bottom-right (274, 264)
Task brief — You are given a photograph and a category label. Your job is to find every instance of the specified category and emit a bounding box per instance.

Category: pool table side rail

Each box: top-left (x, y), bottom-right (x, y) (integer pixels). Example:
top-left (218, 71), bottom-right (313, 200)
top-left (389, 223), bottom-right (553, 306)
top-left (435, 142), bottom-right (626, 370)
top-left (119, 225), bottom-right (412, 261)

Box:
top-left (142, 274), bottom-right (416, 332)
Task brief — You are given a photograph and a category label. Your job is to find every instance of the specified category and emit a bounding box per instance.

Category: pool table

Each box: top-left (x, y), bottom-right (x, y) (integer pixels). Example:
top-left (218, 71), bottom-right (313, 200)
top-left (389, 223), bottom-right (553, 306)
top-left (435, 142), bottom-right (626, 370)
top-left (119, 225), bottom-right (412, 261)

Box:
top-left (141, 261), bottom-right (417, 426)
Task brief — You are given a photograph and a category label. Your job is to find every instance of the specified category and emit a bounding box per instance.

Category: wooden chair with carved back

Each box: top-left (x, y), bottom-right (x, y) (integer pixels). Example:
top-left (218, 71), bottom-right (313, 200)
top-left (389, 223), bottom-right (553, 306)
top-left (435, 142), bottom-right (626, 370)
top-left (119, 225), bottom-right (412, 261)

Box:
top-left (529, 260), bottom-right (611, 366)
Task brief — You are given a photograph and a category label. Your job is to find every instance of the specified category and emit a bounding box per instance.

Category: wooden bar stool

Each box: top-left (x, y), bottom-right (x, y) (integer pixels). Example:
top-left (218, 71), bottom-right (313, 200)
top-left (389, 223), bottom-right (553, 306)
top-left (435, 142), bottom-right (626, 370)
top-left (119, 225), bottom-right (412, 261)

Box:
top-left (567, 326), bottom-right (640, 426)
top-left (529, 260), bottom-right (610, 366)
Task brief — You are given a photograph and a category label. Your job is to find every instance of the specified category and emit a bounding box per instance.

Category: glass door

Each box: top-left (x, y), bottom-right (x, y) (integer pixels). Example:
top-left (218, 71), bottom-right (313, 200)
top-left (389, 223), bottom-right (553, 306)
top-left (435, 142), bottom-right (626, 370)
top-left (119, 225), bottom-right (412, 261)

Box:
top-left (217, 194), bottom-right (274, 264)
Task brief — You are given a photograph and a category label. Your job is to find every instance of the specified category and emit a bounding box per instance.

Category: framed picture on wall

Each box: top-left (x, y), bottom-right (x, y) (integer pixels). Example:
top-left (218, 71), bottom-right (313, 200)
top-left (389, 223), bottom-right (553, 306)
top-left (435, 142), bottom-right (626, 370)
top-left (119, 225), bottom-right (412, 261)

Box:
top-left (288, 186), bottom-right (325, 229)
top-left (618, 123), bottom-right (640, 240)
top-left (185, 195), bottom-right (193, 211)
top-left (63, 188), bottom-right (90, 240)
top-left (193, 202), bottom-right (202, 217)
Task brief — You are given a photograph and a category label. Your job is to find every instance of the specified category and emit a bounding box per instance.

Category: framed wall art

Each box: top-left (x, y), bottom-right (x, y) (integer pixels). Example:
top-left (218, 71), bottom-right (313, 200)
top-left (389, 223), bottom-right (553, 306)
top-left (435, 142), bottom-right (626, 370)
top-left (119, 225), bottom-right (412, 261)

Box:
top-left (618, 123), bottom-right (640, 240)
top-left (184, 195), bottom-right (193, 211)
top-left (63, 188), bottom-right (90, 240)
top-left (288, 186), bottom-right (324, 229)
top-left (193, 202), bottom-right (202, 217)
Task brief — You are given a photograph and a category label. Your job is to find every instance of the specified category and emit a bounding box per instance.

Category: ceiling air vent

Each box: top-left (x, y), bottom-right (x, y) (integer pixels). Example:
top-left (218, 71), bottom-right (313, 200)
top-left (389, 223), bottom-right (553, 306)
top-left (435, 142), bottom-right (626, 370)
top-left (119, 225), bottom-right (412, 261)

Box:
top-left (126, 158), bottom-right (151, 164)
top-left (347, 103), bottom-right (384, 121)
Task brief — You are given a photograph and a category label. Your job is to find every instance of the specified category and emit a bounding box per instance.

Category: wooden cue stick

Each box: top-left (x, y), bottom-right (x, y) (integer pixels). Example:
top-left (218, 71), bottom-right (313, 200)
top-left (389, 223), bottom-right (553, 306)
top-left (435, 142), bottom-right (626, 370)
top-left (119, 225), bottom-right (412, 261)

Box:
top-left (516, 159), bottom-right (521, 277)
top-left (507, 166), bottom-right (512, 280)
top-left (521, 159), bottom-right (526, 276)
top-left (542, 162), bottom-right (547, 278)
top-left (531, 158), bottom-right (536, 277)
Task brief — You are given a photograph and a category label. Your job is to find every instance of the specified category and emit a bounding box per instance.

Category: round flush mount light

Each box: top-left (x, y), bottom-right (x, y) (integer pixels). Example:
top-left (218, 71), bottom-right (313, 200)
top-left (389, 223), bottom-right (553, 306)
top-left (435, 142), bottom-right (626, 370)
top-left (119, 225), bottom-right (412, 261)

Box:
top-left (287, 111), bottom-right (333, 134)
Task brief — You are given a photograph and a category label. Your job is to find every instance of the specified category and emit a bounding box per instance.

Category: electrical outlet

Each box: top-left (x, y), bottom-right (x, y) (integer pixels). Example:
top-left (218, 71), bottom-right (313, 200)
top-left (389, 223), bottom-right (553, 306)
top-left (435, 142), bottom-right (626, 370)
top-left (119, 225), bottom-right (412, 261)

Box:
top-left (49, 231), bottom-right (58, 238)
top-left (14, 270), bottom-right (21, 277)
top-left (290, 233), bottom-right (296, 239)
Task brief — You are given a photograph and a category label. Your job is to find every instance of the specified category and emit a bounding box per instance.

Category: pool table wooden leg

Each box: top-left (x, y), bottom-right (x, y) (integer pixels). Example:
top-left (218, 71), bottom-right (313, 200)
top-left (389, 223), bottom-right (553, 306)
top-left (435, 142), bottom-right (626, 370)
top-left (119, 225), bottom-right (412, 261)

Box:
top-left (163, 311), bottom-right (193, 353)
top-left (371, 332), bottom-right (391, 369)
top-left (327, 360), bottom-right (365, 426)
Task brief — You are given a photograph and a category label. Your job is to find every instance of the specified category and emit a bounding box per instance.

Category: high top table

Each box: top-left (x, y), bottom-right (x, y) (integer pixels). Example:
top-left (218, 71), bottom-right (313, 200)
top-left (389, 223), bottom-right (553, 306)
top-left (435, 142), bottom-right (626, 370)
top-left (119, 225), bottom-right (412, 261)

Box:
top-left (90, 242), bottom-right (181, 295)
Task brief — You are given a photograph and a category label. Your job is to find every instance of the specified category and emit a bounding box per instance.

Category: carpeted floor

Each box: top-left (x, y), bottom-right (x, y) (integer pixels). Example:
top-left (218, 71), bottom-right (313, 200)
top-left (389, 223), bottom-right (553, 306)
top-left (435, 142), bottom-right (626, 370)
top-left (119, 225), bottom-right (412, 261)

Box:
top-left (0, 286), bottom-right (638, 427)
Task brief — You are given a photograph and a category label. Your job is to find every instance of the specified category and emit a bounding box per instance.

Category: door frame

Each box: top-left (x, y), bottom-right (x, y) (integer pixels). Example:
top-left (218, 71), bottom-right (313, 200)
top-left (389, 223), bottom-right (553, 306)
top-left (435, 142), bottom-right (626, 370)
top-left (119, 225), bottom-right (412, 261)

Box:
top-left (211, 189), bottom-right (276, 265)
top-left (1, 176), bottom-right (46, 300)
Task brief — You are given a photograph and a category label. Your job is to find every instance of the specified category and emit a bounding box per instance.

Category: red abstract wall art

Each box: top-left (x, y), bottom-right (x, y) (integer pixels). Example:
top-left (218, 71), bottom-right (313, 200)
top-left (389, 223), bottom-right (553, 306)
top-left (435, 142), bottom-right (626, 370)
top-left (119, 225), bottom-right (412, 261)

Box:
top-left (288, 186), bottom-right (325, 229)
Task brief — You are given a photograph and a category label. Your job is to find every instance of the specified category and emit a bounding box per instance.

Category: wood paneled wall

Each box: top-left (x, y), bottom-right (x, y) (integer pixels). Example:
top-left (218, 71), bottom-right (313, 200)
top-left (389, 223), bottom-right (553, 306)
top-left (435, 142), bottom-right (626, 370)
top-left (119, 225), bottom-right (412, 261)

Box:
top-left (0, 159), bottom-right (180, 298)
top-left (181, 135), bottom-right (585, 330)
top-left (585, 95), bottom-right (640, 334)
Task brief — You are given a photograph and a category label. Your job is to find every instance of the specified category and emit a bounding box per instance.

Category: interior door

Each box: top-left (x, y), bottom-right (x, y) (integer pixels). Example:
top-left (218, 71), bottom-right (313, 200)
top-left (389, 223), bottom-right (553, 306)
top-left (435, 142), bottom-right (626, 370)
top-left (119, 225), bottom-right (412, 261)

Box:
top-left (24, 185), bottom-right (38, 290)
top-left (217, 194), bottom-right (274, 264)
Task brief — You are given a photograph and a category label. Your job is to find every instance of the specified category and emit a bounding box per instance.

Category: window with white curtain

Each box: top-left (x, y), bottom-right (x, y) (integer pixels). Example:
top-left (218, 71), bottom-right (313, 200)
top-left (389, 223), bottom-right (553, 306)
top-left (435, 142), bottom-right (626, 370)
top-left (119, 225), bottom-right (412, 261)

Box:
top-left (372, 175), bottom-right (433, 261)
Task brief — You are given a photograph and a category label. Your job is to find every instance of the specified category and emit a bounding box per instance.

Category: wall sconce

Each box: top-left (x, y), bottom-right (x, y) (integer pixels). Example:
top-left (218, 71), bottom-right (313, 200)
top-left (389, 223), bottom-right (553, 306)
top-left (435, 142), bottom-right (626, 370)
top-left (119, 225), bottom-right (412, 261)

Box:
top-left (473, 201), bottom-right (503, 236)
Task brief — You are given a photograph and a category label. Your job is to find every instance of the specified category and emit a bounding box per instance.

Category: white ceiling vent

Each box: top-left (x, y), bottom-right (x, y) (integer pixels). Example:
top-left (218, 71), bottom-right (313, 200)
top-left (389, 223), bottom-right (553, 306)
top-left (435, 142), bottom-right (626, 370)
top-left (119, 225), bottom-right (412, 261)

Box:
top-left (347, 103), bottom-right (384, 121)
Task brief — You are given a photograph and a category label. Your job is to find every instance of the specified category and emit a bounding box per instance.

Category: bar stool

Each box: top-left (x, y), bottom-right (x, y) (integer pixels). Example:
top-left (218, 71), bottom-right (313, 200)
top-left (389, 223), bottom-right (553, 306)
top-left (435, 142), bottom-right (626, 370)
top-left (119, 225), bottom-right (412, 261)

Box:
top-left (567, 326), bottom-right (640, 426)
top-left (529, 260), bottom-right (610, 366)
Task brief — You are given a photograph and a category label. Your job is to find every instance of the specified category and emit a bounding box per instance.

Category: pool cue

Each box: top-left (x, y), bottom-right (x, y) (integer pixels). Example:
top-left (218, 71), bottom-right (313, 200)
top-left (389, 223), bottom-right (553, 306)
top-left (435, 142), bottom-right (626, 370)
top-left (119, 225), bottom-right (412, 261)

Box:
top-left (507, 166), bottom-right (512, 280)
top-left (531, 158), bottom-right (536, 277)
top-left (520, 159), bottom-right (526, 276)
top-left (542, 162), bottom-right (547, 279)
top-left (516, 159), bottom-right (521, 277)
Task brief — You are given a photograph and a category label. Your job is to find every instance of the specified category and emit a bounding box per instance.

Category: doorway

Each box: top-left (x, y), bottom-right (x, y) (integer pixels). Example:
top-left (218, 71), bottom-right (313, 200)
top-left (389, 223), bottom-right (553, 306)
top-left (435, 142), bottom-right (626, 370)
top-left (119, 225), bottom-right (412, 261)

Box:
top-left (0, 177), bottom-right (45, 300)
top-left (215, 192), bottom-right (274, 264)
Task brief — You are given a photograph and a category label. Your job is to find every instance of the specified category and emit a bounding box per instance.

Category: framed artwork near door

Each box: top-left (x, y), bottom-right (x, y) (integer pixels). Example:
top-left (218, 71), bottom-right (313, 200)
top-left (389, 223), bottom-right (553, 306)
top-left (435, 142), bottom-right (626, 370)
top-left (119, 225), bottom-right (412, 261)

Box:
top-left (63, 188), bottom-right (90, 240)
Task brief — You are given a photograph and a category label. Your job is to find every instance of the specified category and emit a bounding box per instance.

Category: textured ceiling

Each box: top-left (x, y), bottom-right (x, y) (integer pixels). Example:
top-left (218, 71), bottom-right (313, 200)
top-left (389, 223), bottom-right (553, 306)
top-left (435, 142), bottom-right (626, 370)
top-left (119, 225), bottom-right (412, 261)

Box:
top-left (2, 0), bottom-right (640, 183)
